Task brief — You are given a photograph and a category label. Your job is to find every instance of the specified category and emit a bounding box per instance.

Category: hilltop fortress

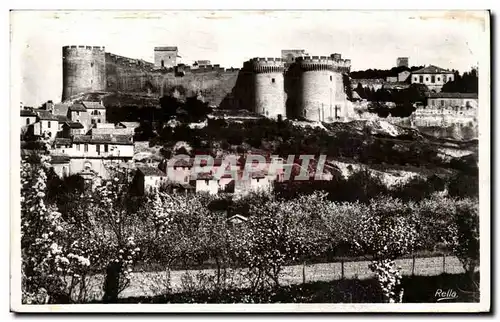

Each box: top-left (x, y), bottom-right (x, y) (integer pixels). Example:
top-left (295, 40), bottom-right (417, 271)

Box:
top-left (61, 45), bottom-right (354, 122)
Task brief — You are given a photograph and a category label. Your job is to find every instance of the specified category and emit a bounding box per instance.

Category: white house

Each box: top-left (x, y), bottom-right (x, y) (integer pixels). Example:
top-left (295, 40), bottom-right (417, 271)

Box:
top-left (66, 134), bottom-right (134, 179)
top-left (20, 109), bottom-right (37, 134)
top-left (33, 110), bottom-right (59, 140)
top-left (195, 173), bottom-right (219, 195)
top-left (133, 166), bottom-right (168, 195)
top-left (411, 65), bottom-right (454, 92)
top-left (82, 101), bottom-right (106, 125)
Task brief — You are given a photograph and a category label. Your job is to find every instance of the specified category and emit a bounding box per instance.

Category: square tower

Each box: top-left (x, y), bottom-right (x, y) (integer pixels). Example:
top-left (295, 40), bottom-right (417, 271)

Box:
top-left (154, 46), bottom-right (178, 69)
top-left (397, 57), bottom-right (409, 68)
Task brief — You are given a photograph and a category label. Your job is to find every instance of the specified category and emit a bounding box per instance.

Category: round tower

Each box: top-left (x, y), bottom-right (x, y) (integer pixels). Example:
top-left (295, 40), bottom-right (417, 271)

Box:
top-left (62, 45), bottom-right (106, 101)
top-left (250, 58), bottom-right (286, 119)
top-left (296, 56), bottom-right (351, 122)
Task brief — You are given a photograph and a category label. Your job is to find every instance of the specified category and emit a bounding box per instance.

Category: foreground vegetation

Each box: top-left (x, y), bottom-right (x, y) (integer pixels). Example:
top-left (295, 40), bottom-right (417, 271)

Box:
top-left (114, 272), bottom-right (479, 304)
top-left (21, 140), bottom-right (479, 304)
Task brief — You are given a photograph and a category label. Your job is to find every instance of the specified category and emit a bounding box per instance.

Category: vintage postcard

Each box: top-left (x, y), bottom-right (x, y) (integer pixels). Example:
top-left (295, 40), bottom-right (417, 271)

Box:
top-left (10, 10), bottom-right (490, 313)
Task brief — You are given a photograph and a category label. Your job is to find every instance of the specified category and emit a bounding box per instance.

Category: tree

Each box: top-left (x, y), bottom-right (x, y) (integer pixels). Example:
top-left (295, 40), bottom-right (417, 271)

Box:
top-left (352, 197), bottom-right (418, 303)
top-left (231, 197), bottom-right (320, 291)
top-left (447, 199), bottom-right (479, 290)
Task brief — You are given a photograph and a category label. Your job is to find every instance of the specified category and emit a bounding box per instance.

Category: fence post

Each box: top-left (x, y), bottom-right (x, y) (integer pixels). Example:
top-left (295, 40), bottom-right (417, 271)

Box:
top-left (412, 254), bottom-right (416, 276)
top-left (341, 259), bottom-right (345, 280)
top-left (302, 262), bottom-right (306, 284)
top-left (442, 254), bottom-right (446, 274)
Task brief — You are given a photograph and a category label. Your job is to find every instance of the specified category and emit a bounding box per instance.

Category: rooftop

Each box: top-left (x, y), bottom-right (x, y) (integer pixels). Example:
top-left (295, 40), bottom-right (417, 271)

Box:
top-left (154, 46), bottom-right (178, 51)
top-left (54, 115), bottom-right (70, 123)
top-left (82, 101), bottom-right (105, 109)
top-left (53, 103), bottom-right (70, 116)
top-left (69, 103), bottom-right (87, 112)
top-left (20, 110), bottom-right (37, 117)
top-left (54, 138), bottom-right (72, 146)
top-left (137, 166), bottom-right (167, 177)
top-left (412, 65), bottom-right (453, 74)
top-left (35, 110), bottom-right (59, 121)
top-left (427, 92), bottom-right (478, 99)
top-left (50, 154), bottom-right (70, 164)
top-left (63, 121), bottom-right (84, 129)
top-left (117, 121), bottom-right (141, 129)
top-left (73, 134), bottom-right (133, 145)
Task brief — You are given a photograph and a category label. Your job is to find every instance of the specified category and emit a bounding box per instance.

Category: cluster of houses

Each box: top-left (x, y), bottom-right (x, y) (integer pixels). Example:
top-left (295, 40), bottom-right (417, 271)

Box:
top-left (351, 64), bottom-right (457, 93)
top-left (21, 100), bottom-right (335, 196)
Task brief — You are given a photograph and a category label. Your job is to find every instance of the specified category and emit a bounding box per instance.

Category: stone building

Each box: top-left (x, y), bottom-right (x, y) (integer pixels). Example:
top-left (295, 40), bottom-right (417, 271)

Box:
top-left (411, 65), bottom-right (454, 92)
top-left (132, 166), bottom-right (168, 195)
top-left (397, 57), bottom-right (409, 68)
top-left (82, 101), bottom-right (106, 125)
top-left (154, 46), bottom-right (179, 69)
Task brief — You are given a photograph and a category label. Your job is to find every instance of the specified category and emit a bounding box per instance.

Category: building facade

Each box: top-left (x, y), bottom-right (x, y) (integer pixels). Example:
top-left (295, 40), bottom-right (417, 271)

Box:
top-left (154, 46), bottom-right (178, 69)
top-left (411, 65), bottom-right (454, 92)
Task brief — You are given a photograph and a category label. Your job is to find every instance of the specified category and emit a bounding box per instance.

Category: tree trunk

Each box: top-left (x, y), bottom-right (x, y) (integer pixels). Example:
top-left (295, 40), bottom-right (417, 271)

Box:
top-left (103, 261), bottom-right (122, 303)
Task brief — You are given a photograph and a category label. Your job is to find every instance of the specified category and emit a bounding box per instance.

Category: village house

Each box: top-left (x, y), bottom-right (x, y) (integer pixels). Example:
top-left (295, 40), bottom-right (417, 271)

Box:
top-left (67, 103), bottom-right (91, 132)
top-left (115, 122), bottom-right (141, 135)
top-left (61, 121), bottom-right (86, 137)
top-left (89, 123), bottom-right (131, 136)
top-left (82, 101), bottom-right (106, 125)
top-left (411, 65), bottom-right (454, 92)
top-left (194, 172), bottom-right (220, 195)
top-left (415, 92), bottom-right (478, 117)
top-left (52, 138), bottom-right (73, 154)
top-left (49, 154), bottom-right (71, 178)
top-left (64, 134), bottom-right (134, 179)
top-left (20, 109), bottom-right (37, 134)
top-left (32, 110), bottom-right (59, 140)
top-left (132, 166), bottom-right (168, 195)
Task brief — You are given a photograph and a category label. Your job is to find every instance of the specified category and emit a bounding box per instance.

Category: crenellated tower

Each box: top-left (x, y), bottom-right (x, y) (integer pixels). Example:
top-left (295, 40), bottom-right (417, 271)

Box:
top-left (62, 45), bottom-right (106, 101)
top-left (295, 55), bottom-right (352, 122)
top-left (249, 58), bottom-right (286, 119)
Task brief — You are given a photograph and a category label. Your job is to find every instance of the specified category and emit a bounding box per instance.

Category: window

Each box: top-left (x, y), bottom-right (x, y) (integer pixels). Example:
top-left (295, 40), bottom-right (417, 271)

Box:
top-left (330, 76), bottom-right (333, 81)
top-left (419, 75), bottom-right (423, 83)
top-left (98, 119), bottom-right (101, 123)
top-left (84, 144), bottom-right (88, 152)
top-left (448, 76), bottom-right (452, 82)
top-left (91, 62), bottom-right (94, 67)
top-left (426, 77), bottom-right (429, 82)
top-left (437, 77), bottom-right (441, 82)
top-left (48, 121), bottom-right (51, 128)
top-left (26, 118), bottom-right (30, 125)
top-left (431, 75), bottom-right (435, 83)
top-left (271, 78), bottom-right (275, 83)
top-left (91, 119), bottom-right (96, 125)
top-left (96, 144), bottom-right (100, 155)
top-left (76, 111), bottom-right (80, 116)
top-left (104, 144), bottom-right (108, 153)
top-left (413, 76), bottom-right (418, 82)
top-left (205, 179), bottom-right (209, 185)
top-left (161, 60), bottom-right (164, 67)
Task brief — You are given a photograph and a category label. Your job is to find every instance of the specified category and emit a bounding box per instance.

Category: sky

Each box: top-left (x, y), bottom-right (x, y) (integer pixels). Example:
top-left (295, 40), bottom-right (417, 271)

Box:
top-left (10, 10), bottom-right (487, 107)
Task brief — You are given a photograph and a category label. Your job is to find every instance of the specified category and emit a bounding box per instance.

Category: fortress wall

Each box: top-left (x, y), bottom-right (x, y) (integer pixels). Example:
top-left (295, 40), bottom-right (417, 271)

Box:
top-left (105, 53), bottom-right (243, 107)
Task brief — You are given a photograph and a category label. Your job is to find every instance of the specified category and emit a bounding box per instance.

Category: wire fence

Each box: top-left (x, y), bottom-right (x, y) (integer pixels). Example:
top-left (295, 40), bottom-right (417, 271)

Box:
top-left (117, 255), bottom-right (466, 299)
